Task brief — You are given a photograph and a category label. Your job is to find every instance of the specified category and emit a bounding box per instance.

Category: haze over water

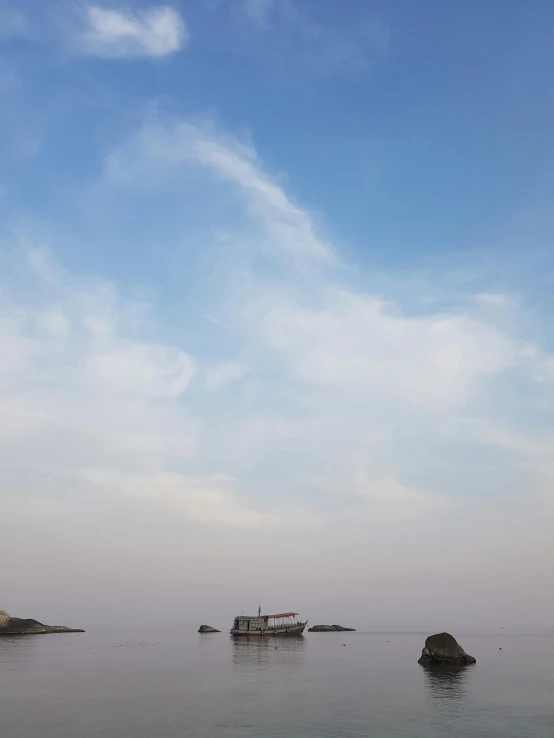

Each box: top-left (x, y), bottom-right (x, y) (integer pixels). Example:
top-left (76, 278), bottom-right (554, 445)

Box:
top-left (1, 628), bottom-right (553, 738)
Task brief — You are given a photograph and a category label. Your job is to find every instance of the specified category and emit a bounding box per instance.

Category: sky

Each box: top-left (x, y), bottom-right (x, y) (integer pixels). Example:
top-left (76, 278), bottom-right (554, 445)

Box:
top-left (1, 0), bottom-right (554, 631)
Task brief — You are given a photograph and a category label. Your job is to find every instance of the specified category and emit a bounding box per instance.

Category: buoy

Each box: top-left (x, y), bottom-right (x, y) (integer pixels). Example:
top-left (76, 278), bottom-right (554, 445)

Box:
top-left (342, 643), bottom-right (346, 646)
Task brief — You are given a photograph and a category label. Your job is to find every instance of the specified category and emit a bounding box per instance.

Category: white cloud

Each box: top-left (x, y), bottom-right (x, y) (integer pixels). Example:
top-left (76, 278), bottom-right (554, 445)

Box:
top-left (204, 360), bottom-right (248, 390)
top-left (0, 307), bottom-right (37, 382)
top-left (28, 245), bottom-right (64, 284)
top-left (37, 310), bottom-right (71, 338)
top-left (102, 118), bottom-right (554, 442)
top-left (78, 5), bottom-right (188, 58)
top-left (307, 463), bottom-right (449, 521)
top-left (105, 117), bottom-right (336, 263)
top-left (531, 355), bottom-right (554, 384)
top-left (4, 113), bottom-right (554, 626)
top-left (475, 422), bottom-right (554, 469)
top-left (260, 289), bottom-right (516, 410)
top-left (77, 468), bottom-right (283, 527)
top-left (0, 252), bottom-right (304, 529)
top-left (473, 292), bottom-right (509, 307)
top-left (0, 251), bottom-right (247, 527)
top-left (86, 343), bottom-right (195, 399)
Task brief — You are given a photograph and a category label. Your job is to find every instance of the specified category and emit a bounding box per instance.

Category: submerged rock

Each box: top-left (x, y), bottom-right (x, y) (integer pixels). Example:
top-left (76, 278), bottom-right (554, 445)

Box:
top-left (198, 625), bottom-right (220, 633)
top-left (0, 610), bottom-right (84, 635)
top-left (418, 632), bottom-right (476, 666)
top-left (308, 624), bottom-right (356, 632)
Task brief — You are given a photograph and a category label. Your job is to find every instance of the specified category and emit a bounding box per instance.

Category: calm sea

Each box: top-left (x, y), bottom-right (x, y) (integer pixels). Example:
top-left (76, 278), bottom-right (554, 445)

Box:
top-left (1, 629), bottom-right (553, 737)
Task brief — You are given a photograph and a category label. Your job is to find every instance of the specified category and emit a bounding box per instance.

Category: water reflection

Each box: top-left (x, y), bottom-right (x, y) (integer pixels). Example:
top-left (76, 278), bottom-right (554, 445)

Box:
top-left (423, 664), bottom-right (472, 701)
top-left (0, 636), bottom-right (38, 673)
top-left (232, 636), bottom-right (306, 670)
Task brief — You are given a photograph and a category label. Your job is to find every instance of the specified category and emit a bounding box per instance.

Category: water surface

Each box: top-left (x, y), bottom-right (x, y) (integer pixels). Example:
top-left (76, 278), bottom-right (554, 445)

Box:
top-left (1, 629), bottom-right (552, 737)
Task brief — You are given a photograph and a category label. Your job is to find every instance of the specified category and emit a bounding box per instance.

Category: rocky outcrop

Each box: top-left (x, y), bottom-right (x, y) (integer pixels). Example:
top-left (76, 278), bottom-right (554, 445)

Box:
top-left (418, 632), bottom-right (476, 666)
top-left (308, 624), bottom-right (356, 632)
top-left (198, 625), bottom-right (220, 633)
top-left (0, 610), bottom-right (84, 635)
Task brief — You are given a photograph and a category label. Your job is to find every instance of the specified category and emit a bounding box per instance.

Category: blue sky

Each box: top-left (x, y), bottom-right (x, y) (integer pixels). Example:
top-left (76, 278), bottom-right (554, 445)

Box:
top-left (1, 1), bottom-right (554, 628)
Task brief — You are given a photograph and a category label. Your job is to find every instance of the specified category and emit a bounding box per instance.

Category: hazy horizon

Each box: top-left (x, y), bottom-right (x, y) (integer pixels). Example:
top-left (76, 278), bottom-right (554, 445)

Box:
top-left (2, 1), bottom-right (554, 632)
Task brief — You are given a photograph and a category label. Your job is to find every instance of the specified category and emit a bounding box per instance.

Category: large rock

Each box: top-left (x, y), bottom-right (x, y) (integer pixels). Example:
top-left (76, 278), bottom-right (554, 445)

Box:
top-left (0, 610), bottom-right (11, 628)
top-left (418, 632), bottom-right (476, 666)
top-left (308, 624), bottom-right (356, 632)
top-left (198, 625), bottom-right (220, 633)
top-left (0, 610), bottom-right (84, 635)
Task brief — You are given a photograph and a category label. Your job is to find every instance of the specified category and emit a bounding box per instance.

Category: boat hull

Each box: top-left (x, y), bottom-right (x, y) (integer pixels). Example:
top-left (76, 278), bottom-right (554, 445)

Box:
top-left (230, 622), bottom-right (307, 637)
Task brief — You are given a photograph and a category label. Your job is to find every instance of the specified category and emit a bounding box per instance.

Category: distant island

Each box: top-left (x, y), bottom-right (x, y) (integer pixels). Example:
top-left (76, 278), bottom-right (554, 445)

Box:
top-left (0, 610), bottom-right (84, 635)
top-left (308, 624), bottom-right (356, 632)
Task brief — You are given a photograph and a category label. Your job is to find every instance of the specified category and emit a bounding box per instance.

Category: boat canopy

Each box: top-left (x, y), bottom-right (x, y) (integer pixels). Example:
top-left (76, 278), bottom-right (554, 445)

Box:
top-left (267, 612), bottom-right (298, 619)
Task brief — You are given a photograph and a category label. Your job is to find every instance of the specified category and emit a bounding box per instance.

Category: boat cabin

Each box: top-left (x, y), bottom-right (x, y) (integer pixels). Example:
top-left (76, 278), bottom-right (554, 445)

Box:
top-left (230, 610), bottom-right (305, 636)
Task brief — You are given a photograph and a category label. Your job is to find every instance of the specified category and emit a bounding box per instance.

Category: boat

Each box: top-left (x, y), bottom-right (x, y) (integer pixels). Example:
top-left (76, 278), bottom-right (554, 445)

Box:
top-left (230, 607), bottom-right (307, 637)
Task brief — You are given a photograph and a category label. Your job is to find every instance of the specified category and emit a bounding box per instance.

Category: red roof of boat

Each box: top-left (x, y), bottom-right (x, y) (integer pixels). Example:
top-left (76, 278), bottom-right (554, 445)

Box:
top-left (267, 612), bottom-right (298, 619)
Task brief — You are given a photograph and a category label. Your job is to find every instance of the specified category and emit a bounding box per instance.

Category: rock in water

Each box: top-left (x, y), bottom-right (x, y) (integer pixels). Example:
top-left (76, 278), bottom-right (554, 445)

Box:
top-left (0, 610), bottom-right (84, 635)
top-left (418, 632), bottom-right (476, 666)
top-left (308, 624), bottom-right (356, 632)
top-left (198, 625), bottom-right (220, 633)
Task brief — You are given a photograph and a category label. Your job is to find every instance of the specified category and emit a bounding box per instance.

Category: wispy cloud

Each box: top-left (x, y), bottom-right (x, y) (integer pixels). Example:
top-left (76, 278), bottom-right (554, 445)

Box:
top-left (260, 289), bottom-right (516, 410)
top-left (27, 245), bottom-right (64, 284)
top-left (76, 5), bottom-right (188, 58)
top-left (234, 0), bottom-right (390, 73)
top-left (204, 360), bottom-right (249, 390)
top-left (0, 245), bottom-right (279, 529)
top-left (105, 116), bottom-right (336, 263)
top-left (3, 112), bottom-right (554, 621)
top-left (0, 7), bottom-right (30, 39)
top-left (242, 0), bottom-right (274, 28)
top-left (77, 468), bottom-right (279, 527)
top-left (99, 115), bottom-right (554, 522)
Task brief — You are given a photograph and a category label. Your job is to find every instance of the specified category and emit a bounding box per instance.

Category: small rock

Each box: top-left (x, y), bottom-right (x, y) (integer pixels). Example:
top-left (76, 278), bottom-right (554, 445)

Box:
top-left (198, 625), bottom-right (220, 633)
top-left (308, 624), bottom-right (356, 632)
